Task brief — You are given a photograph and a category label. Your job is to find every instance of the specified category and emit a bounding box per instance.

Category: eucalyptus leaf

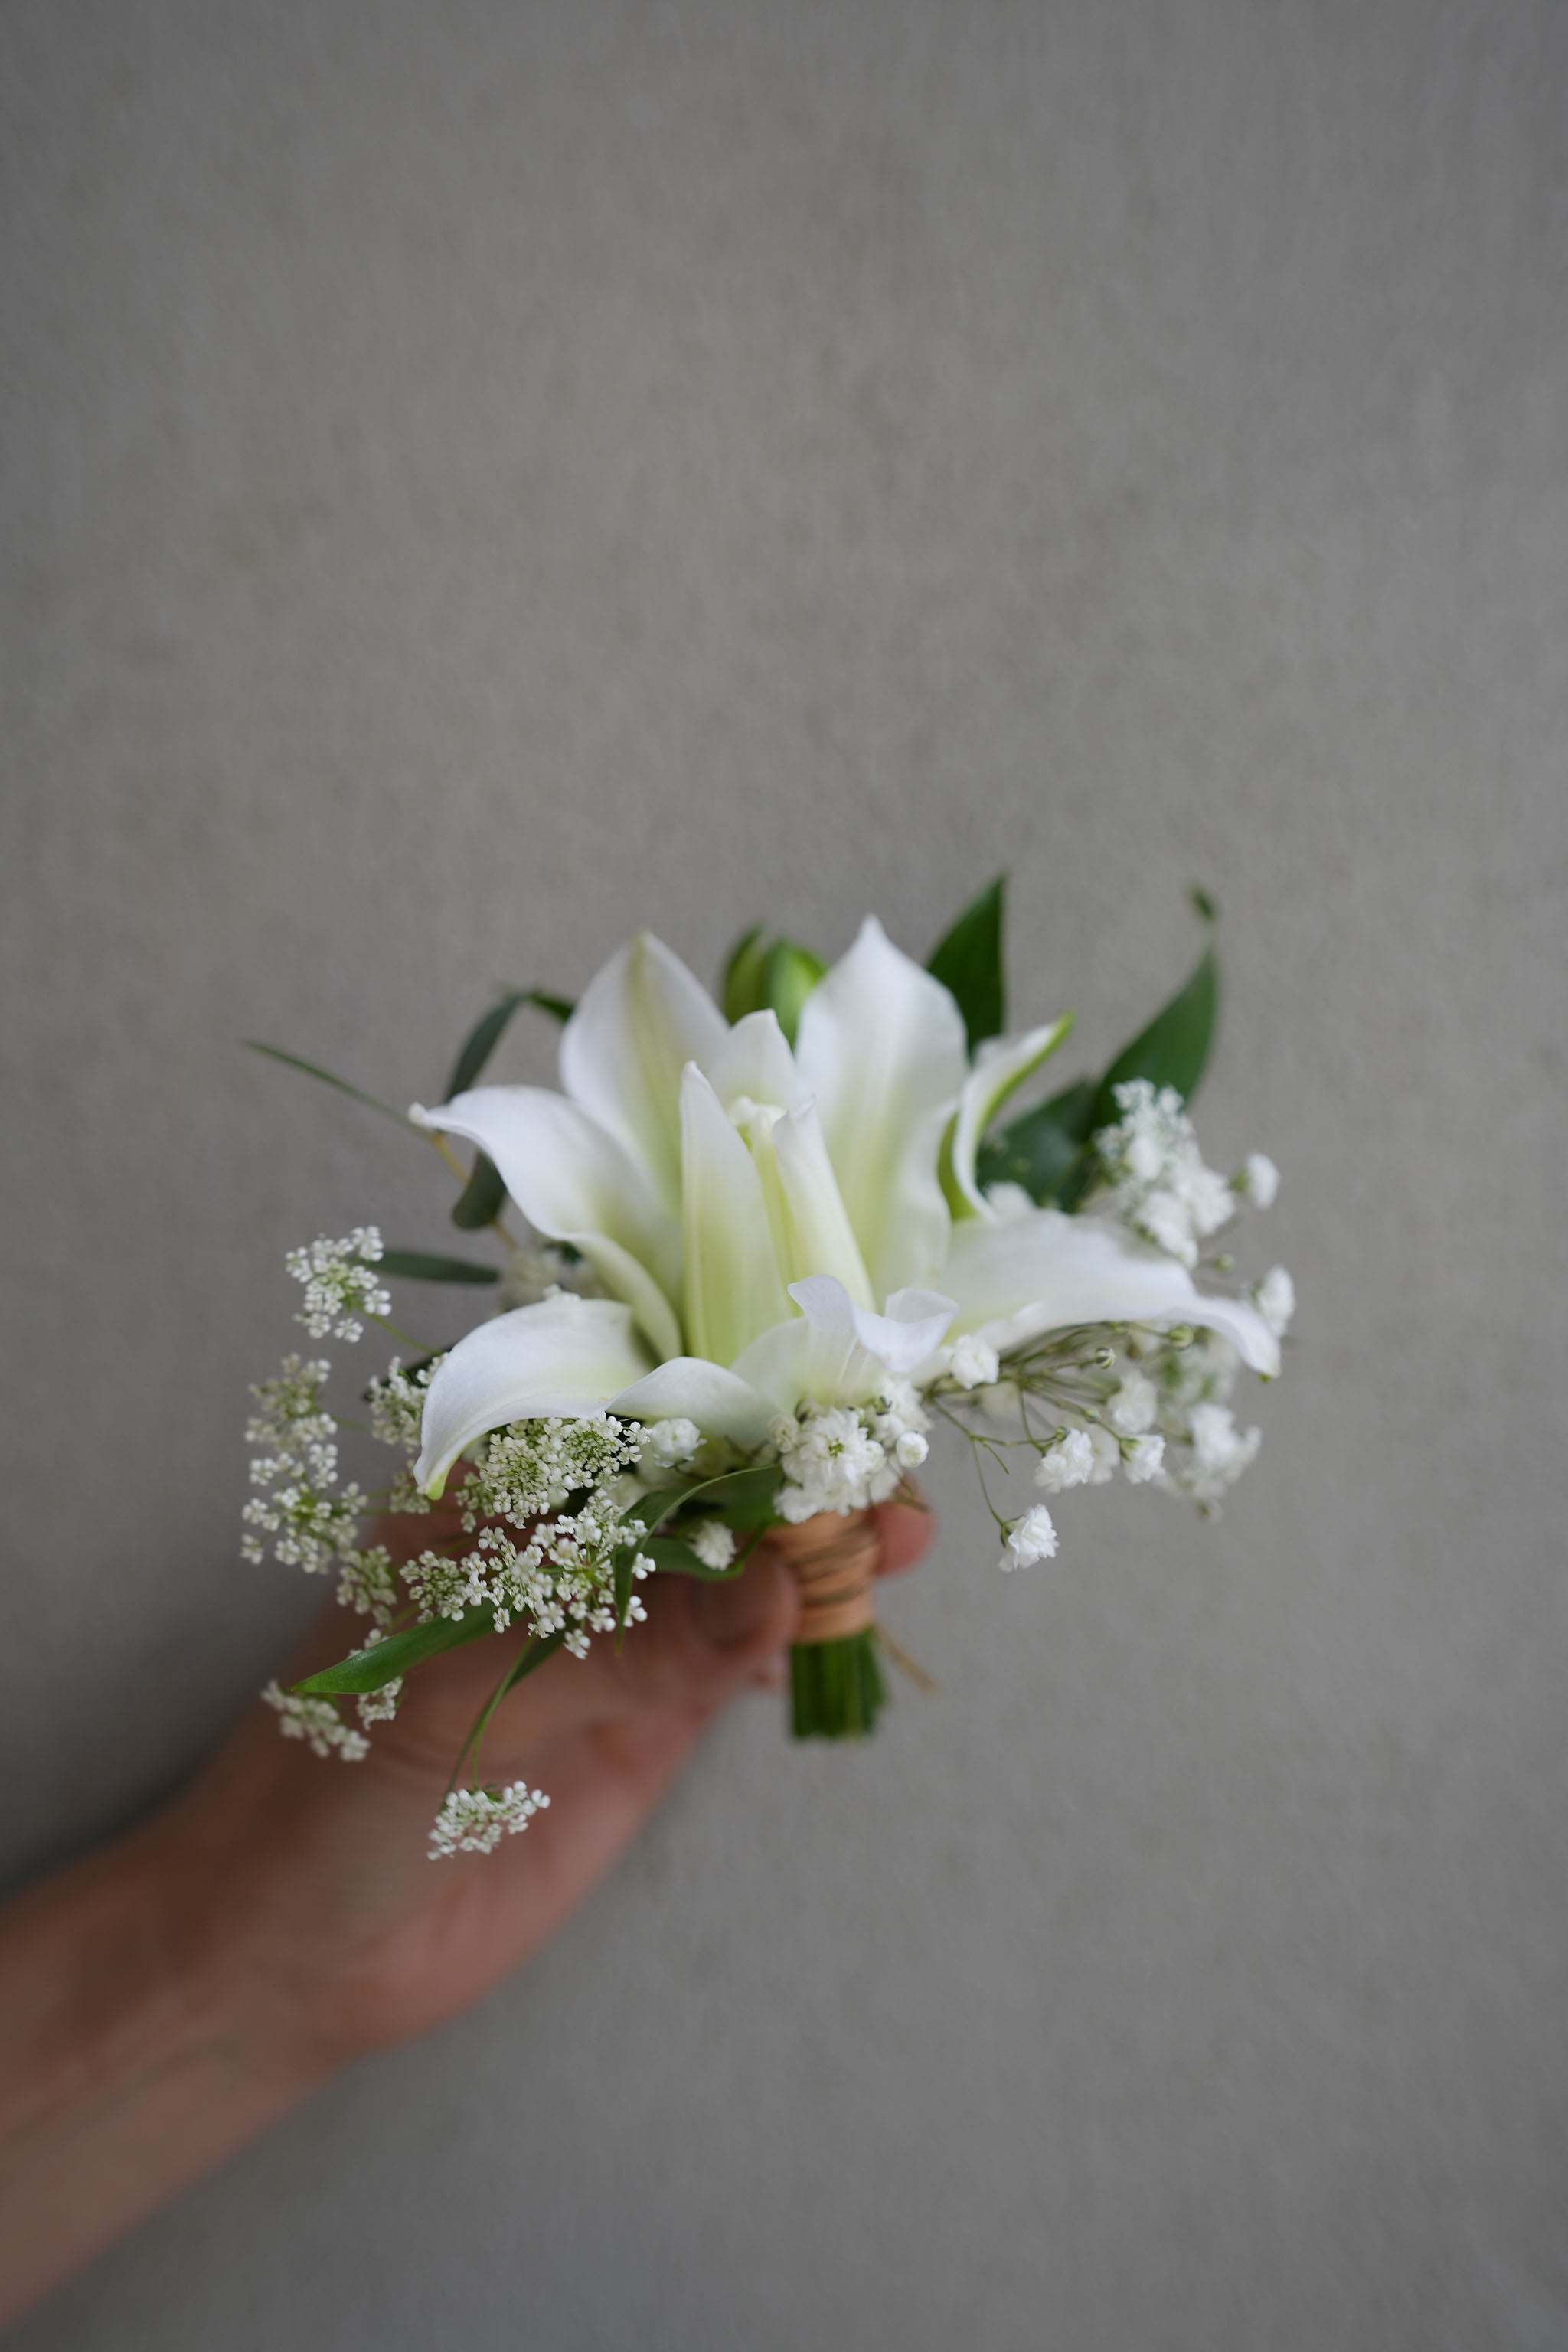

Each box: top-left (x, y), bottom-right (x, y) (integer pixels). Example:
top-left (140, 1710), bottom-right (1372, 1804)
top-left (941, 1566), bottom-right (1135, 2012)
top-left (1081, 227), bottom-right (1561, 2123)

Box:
top-left (377, 1248), bottom-right (499, 1285)
top-left (927, 876), bottom-right (1006, 1051)
top-left (244, 1042), bottom-right (410, 1129)
top-left (445, 988), bottom-right (574, 1100)
top-left (294, 1606), bottom-right (496, 1697)
top-left (450, 1149), bottom-right (508, 1230)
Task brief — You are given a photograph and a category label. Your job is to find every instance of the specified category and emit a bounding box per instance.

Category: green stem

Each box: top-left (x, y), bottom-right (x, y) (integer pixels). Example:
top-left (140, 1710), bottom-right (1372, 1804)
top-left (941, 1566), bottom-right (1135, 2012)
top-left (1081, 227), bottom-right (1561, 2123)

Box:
top-left (789, 1629), bottom-right (887, 1740)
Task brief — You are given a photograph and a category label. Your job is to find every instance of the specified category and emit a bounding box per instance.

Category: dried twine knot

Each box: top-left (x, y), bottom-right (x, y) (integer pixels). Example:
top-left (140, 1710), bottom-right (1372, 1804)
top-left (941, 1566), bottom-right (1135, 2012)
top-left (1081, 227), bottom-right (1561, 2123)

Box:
top-left (767, 1508), bottom-right (880, 1644)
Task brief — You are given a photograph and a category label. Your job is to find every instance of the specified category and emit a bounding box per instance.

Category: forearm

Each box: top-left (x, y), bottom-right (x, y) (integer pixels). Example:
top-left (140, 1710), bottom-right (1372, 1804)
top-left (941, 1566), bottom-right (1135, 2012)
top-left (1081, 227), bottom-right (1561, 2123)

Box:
top-left (0, 1816), bottom-right (327, 2329)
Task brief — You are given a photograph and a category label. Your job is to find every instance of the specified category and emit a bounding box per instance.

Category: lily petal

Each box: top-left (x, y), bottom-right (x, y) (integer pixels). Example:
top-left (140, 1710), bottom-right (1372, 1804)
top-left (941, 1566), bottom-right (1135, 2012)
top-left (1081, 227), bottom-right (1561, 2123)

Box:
top-left (415, 1295), bottom-right (653, 1494)
top-left (945, 1015), bottom-right (1074, 1217)
top-left (795, 916), bottom-right (969, 1297)
top-left (679, 1063), bottom-right (793, 1367)
top-left (560, 933), bottom-right (728, 1214)
top-left (942, 1209), bottom-right (1282, 1375)
top-left (609, 1359), bottom-right (776, 1449)
top-left (730, 1273), bottom-right (957, 1412)
top-left (769, 1098), bottom-right (877, 1305)
top-left (413, 1087), bottom-right (682, 1361)
top-left (706, 1008), bottom-right (804, 1114)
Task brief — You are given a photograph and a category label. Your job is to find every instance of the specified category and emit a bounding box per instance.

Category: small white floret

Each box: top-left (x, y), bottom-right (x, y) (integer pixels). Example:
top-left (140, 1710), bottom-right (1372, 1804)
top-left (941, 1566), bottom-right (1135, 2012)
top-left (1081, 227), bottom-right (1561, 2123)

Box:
top-left (1122, 1433), bottom-right (1165, 1484)
top-left (1254, 1265), bottom-right (1295, 1338)
top-left (1034, 1429), bottom-right (1096, 1492)
top-left (949, 1335), bottom-right (1001, 1390)
top-left (1106, 1372), bottom-right (1158, 1435)
top-left (687, 1518), bottom-right (738, 1572)
top-left (1241, 1153), bottom-right (1279, 1209)
top-left (999, 1504), bottom-right (1058, 1572)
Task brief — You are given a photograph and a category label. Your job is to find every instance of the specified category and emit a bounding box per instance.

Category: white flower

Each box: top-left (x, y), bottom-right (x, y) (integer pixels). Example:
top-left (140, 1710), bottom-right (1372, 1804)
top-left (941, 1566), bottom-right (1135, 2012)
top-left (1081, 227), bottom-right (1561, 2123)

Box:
top-left (1241, 1153), bottom-right (1279, 1210)
top-left (1086, 1426), bottom-right (1121, 1485)
top-left (1174, 1161), bottom-right (1236, 1241)
top-left (893, 1429), bottom-right (929, 1469)
top-left (776, 1403), bottom-right (890, 1520)
top-left (261, 1681), bottom-right (369, 1762)
top-left (429, 1782), bottom-right (550, 1860)
top-left (687, 1518), bottom-right (737, 1571)
top-left (1122, 1433), bottom-right (1165, 1484)
top-left (407, 930), bottom-right (1278, 1494)
top-left (285, 1229), bottom-right (390, 1342)
top-left (948, 1334), bottom-right (1001, 1390)
top-left (1188, 1403), bottom-right (1261, 1477)
top-left (642, 1416), bottom-right (701, 1469)
top-left (1138, 1189), bottom-right (1197, 1266)
top-left (1106, 1372), bottom-right (1158, 1435)
top-left (999, 1504), bottom-right (1058, 1571)
top-left (1034, 1429), bottom-right (1096, 1492)
top-left (1254, 1265), bottom-right (1295, 1338)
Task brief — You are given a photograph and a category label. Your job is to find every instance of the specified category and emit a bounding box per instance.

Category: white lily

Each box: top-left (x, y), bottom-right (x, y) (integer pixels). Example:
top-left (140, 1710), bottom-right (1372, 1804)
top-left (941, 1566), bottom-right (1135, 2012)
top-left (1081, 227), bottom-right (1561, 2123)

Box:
top-left (412, 918), bottom-right (1277, 1494)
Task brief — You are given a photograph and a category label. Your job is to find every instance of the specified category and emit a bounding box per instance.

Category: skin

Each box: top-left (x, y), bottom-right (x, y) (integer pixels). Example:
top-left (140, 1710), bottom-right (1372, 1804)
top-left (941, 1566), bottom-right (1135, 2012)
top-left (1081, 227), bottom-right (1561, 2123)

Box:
top-left (0, 1500), bottom-right (931, 2328)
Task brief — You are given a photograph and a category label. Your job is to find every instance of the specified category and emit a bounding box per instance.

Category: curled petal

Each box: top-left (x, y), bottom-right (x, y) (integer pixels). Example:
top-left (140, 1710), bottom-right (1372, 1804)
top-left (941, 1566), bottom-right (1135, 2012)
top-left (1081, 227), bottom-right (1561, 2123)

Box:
top-left (706, 1008), bottom-right (804, 1114)
top-left (414, 1296), bottom-right (653, 1494)
top-left (945, 1016), bottom-right (1073, 1218)
top-left (413, 1087), bottom-right (682, 1361)
top-left (795, 916), bottom-right (969, 1297)
top-left (730, 1273), bottom-right (956, 1412)
top-left (942, 1210), bottom-right (1281, 1375)
top-left (560, 933), bottom-right (727, 1214)
top-left (609, 1359), bottom-right (776, 1449)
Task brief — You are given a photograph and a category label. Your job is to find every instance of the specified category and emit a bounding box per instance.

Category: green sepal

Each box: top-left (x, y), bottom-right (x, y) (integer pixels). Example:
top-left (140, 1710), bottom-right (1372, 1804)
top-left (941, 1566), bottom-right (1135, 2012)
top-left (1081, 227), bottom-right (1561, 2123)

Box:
top-left (243, 1042), bottom-right (410, 1129)
top-left (449, 1150), bottom-right (508, 1230)
top-left (377, 1247), bottom-right (499, 1285)
top-left (293, 1605), bottom-right (495, 1697)
top-left (446, 987), bottom-right (574, 1101)
top-left (927, 875), bottom-right (1006, 1052)
top-left (720, 929), bottom-right (826, 1046)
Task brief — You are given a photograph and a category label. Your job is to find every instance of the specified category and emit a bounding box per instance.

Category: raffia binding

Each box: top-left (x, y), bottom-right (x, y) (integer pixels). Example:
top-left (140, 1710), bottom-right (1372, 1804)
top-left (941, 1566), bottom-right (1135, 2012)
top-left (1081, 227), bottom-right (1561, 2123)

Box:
top-left (768, 1508), bottom-right (880, 1645)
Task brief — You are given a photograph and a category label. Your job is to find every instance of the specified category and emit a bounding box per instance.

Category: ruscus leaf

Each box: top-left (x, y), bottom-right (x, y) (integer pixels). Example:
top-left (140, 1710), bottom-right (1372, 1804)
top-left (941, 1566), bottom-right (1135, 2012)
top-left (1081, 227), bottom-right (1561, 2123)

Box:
top-left (1094, 942), bottom-right (1219, 1119)
top-left (927, 877), bottom-right (1006, 1052)
top-left (975, 1076), bottom-right (1098, 1207)
top-left (445, 987), bottom-right (575, 1100)
top-left (294, 1606), bottom-right (496, 1696)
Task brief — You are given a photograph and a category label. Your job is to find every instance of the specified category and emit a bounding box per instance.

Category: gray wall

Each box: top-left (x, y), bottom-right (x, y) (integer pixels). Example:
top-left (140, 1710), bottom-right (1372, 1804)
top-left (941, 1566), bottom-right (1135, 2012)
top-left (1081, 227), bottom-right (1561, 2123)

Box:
top-left (3, 3), bottom-right (1565, 2345)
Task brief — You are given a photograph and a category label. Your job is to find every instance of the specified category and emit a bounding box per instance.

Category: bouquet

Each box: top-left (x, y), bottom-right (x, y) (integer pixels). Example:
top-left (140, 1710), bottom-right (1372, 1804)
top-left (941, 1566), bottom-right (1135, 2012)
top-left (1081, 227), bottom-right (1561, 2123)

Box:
top-left (244, 882), bottom-right (1293, 1857)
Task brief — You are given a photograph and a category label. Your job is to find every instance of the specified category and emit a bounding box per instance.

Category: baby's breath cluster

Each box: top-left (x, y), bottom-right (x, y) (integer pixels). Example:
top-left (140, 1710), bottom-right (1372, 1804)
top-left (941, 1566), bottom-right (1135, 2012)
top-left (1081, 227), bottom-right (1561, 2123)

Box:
top-left (773, 1380), bottom-right (929, 1523)
top-left (242, 1352), bottom-right (369, 1574)
top-left (1093, 1080), bottom-right (1249, 1268)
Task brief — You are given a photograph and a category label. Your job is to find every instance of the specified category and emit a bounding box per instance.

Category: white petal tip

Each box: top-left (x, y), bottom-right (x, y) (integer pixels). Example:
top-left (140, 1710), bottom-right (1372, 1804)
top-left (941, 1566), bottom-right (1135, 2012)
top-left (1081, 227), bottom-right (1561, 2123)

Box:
top-left (407, 1102), bottom-right (436, 1129)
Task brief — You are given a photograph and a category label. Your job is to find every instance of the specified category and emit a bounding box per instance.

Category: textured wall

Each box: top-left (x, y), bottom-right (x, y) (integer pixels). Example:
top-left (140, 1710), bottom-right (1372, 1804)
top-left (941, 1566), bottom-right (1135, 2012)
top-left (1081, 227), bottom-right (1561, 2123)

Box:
top-left (3, 3), bottom-right (1566, 2345)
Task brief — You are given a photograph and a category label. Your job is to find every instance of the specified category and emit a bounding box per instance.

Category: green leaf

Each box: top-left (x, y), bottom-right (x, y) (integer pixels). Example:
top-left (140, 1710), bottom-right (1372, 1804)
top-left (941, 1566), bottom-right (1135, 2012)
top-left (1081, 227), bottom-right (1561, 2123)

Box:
top-left (1093, 941), bottom-right (1218, 1119)
top-left (445, 988), bottom-right (575, 1100)
top-left (294, 1606), bottom-right (496, 1696)
top-left (377, 1247), bottom-right (499, 1285)
top-left (975, 1076), bottom-right (1098, 1207)
top-left (450, 1150), bottom-right (508, 1230)
top-left (675, 1463), bottom-right (784, 1528)
top-left (927, 877), bottom-right (1006, 1052)
top-left (244, 1042), bottom-right (410, 1129)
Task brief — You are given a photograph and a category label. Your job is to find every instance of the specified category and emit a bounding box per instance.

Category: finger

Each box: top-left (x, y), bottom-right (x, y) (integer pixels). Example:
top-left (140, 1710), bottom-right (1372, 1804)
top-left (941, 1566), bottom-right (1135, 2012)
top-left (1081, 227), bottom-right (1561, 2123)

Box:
top-left (471, 1550), bottom-right (799, 1752)
top-left (871, 1498), bottom-right (936, 1578)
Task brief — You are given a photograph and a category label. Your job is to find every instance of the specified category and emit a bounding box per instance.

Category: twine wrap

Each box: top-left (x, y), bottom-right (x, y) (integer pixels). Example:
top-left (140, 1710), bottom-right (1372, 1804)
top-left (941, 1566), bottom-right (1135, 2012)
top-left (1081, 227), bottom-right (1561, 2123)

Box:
top-left (768, 1508), bottom-right (880, 1645)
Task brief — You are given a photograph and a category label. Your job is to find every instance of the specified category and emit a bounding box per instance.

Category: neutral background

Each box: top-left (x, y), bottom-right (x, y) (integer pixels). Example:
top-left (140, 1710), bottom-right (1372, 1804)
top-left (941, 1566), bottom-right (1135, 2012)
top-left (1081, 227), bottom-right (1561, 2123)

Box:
top-left (3, 3), bottom-right (1565, 2345)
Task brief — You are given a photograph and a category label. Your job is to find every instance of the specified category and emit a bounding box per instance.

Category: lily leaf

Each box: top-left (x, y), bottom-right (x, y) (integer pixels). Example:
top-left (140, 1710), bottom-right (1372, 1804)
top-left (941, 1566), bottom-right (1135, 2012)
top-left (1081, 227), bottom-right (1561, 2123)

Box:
top-left (244, 1042), bottom-right (410, 1130)
top-left (927, 876), bottom-right (1006, 1052)
top-left (294, 1606), bottom-right (496, 1697)
top-left (378, 1247), bottom-right (499, 1285)
top-left (446, 988), bottom-right (575, 1101)
top-left (449, 1150), bottom-right (508, 1230)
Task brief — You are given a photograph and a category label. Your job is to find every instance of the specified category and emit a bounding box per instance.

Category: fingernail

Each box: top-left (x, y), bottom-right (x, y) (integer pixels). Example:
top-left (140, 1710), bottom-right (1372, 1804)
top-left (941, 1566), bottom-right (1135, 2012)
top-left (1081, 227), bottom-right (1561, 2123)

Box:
top-left (693, 1557), bottom-right (790, 1655)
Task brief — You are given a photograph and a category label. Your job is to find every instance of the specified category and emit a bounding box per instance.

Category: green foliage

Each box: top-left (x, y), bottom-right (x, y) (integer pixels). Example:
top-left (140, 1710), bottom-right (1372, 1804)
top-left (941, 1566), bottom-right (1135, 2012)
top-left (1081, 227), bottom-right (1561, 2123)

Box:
top-left (445, 987), bottom-right (573, 1100)
top-left (294, 1606), bottom-right (496, 1696)
top-left (377, 1248), bottom-right (499, 1285)
top-left (976, 893), bottom-right (1220, 1208)
top-left (449, 1150), bottom-right (508, 1230)
top-left (243, 1042), bottom-right (409, 1129)
top-left (637, 1531), bottom-right (749, 1581)
top-left (927, 876), bottom-right (1006, 1051)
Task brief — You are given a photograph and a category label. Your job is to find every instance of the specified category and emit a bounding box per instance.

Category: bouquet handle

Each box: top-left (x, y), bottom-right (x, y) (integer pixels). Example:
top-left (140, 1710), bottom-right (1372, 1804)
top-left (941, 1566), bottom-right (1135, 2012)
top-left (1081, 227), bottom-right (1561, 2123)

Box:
top-left (767, 1510), bottom-right (887, 1740)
